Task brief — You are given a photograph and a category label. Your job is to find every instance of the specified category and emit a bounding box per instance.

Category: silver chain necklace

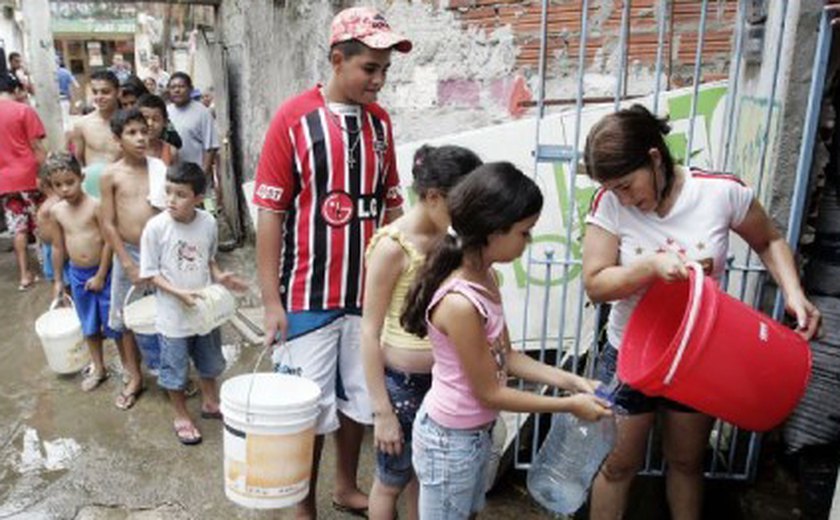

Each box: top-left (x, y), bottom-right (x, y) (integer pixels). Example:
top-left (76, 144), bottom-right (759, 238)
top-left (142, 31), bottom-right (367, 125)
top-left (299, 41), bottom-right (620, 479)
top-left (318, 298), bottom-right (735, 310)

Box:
top-left (321, 88), bottom-right (363, 168)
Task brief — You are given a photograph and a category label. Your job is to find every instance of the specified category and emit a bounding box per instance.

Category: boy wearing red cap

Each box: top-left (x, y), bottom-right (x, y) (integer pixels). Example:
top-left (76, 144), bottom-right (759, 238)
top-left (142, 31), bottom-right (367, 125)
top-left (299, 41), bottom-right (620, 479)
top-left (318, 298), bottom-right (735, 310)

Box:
top-left (254, 7), bottom-right (411, 518)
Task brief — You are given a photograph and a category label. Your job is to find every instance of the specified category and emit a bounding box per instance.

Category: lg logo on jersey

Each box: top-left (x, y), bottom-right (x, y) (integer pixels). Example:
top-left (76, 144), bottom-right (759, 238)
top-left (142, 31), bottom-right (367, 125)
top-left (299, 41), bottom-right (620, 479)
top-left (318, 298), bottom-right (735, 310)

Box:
top-left (321, 191), bottom-right (379, 227)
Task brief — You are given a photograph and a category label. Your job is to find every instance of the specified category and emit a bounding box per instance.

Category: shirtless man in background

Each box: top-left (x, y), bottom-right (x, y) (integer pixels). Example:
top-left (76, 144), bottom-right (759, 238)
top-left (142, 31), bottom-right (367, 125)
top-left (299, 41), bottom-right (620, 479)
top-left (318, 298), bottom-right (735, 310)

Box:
top-left (70, 70), bottom-right (122, 199)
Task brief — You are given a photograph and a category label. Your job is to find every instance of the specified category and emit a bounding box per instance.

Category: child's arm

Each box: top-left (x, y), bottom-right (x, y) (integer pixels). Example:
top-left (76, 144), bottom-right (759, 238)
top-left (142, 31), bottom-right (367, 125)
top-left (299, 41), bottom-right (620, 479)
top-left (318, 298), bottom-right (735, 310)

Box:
top-left (501, 327), bottom-right (599, 394)
top-left (69, 122), bottom-right (86, 166)
top-left (86, 205), bottom-right (112, 293)
top-left (49, 209), bottom-right (66, 300)
top-left (99, 168), bottom-right (140, 283)
top-left (360, 237), bottom-right (407, 456)
top-left (434, 294), bottom-right (611, 421)
top-left (150, 274), bottom-right (201, 307)
top-left (209, 260), bottom-right (248, 292)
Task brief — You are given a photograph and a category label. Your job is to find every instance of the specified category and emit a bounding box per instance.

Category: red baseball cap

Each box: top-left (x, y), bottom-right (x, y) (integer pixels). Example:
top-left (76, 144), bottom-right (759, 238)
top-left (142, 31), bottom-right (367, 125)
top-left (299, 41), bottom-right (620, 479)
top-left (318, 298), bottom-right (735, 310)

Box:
top-left (329, 7), bottom-right (412, 53)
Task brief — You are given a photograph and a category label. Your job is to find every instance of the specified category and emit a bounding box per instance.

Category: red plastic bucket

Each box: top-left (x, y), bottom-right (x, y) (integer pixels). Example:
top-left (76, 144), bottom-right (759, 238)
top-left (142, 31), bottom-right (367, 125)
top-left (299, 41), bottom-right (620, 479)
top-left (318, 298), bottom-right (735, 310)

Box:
top-left (617, 263), bottom-right (812, 431)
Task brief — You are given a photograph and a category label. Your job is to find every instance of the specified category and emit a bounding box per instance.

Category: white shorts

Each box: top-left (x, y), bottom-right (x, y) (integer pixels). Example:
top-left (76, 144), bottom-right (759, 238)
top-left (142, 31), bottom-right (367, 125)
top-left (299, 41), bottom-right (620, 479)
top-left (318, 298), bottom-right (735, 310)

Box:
top-left (272, 314), bottom-right (371, 435)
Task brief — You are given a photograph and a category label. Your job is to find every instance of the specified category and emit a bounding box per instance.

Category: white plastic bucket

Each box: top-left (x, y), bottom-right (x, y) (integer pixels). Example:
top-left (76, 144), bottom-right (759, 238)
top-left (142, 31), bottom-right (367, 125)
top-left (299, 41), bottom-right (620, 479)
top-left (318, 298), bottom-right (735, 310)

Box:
top-left (34, 298), bottom-right (89, 374)
top-left (123, 285), bottom-right (157, 335)
top-left (220, 373), bottom-right (321, 509)
top-left (188, 284), bottom-right (236, 336)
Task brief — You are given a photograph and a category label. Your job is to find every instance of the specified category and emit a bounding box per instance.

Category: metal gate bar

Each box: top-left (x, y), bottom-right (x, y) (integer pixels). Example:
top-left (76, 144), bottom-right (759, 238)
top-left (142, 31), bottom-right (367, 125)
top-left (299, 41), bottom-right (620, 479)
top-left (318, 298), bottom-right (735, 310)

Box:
top-left (511, 0), bottom-right (829, 484)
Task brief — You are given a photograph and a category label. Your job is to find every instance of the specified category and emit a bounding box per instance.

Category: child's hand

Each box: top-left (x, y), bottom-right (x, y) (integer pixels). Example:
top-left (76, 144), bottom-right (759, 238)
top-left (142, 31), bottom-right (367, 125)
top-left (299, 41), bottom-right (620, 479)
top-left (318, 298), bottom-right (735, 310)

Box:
top-left (570, 375), bottom-right (601, 394)
top-left (217, 271), bottom-right (248, 293)
top-left (567, 393), bottom-right (613, 422)
top-left (125, 263), bottom-right (141, 285)
top-left (177, 290), bottom-right (203, 307)
top-left (85, 275), bottom-right (105, 293)
top-left (373, 410), bottom-right (404, 456)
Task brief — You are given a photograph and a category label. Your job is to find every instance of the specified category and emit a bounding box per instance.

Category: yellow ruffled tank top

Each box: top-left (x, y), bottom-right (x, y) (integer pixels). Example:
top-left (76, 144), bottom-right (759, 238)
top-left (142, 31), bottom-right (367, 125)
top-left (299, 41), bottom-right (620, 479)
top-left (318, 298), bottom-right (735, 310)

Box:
top-left (365, 225), bottom-right (431, 350)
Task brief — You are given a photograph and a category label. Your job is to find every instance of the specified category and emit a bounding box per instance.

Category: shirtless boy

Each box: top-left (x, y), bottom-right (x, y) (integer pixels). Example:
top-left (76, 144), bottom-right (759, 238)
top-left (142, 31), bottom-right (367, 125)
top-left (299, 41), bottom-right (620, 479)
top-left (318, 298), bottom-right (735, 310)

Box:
top-left (70, 70), bottom-right (122, 199)
top-left (34, 173), bottom-right (64, 285)
top-left (100, 108), bottom-right (166, 409)
top-left (46, 153), bottom-right (119, 392)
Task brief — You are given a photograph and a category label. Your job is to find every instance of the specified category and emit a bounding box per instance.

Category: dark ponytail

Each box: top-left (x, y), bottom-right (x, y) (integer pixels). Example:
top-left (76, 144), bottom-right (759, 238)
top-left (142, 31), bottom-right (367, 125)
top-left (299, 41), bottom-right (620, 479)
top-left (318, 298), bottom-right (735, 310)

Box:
top-left (412, 144), bottom-right (483, 197)
top-left (401, 162), bottom-right (543, 337)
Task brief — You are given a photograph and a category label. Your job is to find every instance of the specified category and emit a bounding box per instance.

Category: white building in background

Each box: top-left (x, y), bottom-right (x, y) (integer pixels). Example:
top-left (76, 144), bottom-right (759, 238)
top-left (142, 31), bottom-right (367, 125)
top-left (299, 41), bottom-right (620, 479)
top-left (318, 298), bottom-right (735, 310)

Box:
top-left (0, 0), bottom-right (24, 60)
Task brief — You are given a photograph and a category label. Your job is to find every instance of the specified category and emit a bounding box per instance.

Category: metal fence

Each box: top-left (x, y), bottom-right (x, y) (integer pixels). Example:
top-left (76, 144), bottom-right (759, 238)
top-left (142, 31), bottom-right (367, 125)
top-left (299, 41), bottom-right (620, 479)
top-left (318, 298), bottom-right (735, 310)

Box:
top-left (512, 0), bottom-right (833, 482)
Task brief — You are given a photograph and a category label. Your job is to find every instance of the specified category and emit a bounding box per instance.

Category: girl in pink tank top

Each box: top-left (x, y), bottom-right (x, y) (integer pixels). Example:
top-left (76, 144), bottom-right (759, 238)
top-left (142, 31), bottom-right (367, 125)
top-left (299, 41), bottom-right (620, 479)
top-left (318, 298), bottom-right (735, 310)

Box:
top-left (401, 162), bottom-right (612, 519)
top-left (361, 145), bottom-right (482, 520)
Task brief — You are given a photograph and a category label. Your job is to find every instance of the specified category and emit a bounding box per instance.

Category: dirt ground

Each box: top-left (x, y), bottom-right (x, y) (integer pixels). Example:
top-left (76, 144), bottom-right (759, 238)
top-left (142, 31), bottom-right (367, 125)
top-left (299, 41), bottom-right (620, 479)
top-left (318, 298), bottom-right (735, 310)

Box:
top-left (0, 244), bottom-right (808, 519)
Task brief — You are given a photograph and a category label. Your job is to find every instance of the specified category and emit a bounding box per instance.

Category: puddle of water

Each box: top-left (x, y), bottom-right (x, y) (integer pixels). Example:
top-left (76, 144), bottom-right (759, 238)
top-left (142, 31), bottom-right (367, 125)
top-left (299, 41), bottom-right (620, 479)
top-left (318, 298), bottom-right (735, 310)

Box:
top-left (14, 426), bottom-right (81, 474)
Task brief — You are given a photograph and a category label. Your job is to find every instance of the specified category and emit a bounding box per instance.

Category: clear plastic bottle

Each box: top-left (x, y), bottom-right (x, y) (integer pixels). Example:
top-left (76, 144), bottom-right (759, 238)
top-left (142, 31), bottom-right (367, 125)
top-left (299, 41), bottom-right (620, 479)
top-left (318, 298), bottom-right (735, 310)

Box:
top-left (526, 383), bottom-right (619, 515)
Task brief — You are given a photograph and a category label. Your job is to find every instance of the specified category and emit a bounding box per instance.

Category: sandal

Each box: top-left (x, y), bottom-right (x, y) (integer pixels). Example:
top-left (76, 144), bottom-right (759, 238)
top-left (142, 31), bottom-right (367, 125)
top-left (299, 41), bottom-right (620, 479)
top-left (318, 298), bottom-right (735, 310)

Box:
top-left (114, 385), bottom-right (145, 410)
top-left (18, 274), bottom-right (40, 292)
top-left (173, 419), bottom-right (202, 445)
top-left (200, 408), bottom-right (223, 420)
top-left (332, 501), bottom-right (369, 518)
top-left (81, 370), bottom-right (109, 392)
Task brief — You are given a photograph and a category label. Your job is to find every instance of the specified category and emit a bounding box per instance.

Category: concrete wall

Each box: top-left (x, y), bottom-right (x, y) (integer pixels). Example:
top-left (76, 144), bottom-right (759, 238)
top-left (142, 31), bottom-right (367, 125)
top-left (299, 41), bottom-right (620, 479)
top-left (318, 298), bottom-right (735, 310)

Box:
top-left (219, 0), bottom-right (738, 192)
top-left (0, 7), bottom-right (22, 56)
top-left (725, 1), bottom-right (825, 231)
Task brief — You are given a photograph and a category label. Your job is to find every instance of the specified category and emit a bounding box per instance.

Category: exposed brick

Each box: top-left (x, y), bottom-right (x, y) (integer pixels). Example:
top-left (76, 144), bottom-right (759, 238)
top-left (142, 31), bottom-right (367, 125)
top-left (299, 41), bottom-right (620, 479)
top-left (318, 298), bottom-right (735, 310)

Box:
top-left (449, 0), bottom-right (737, 74)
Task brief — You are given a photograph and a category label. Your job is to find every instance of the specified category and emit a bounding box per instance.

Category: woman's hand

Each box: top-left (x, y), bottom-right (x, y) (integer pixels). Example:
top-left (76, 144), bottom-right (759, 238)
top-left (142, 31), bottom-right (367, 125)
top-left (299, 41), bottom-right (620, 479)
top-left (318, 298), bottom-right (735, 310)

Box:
top-left (786, 291), bottom-right (821, 340)
top-left (373, 410), bottom-right (403, 456)
top-left (649, 252), bottom-right (689, 282)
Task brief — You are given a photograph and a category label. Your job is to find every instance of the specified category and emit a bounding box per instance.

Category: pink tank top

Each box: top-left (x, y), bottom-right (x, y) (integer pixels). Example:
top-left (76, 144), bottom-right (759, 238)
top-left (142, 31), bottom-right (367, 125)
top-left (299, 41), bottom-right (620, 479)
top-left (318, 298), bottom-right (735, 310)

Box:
top-left (424, 277), bottom-right (507, 429)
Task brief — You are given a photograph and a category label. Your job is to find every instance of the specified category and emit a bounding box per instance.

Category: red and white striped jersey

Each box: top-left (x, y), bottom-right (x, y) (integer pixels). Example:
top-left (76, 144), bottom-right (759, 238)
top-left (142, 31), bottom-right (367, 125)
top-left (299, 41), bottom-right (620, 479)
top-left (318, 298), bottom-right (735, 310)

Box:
top-left (254, 86), bottom-right (403, 312)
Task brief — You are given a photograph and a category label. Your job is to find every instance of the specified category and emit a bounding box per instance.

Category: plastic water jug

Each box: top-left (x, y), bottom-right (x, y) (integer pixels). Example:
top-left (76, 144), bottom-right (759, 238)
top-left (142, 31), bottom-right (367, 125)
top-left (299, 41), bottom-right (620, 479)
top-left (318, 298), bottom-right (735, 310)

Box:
top-left (527, 384), bottom-right (618, 515)
top-left (188, 284), bottom-right (236, 335)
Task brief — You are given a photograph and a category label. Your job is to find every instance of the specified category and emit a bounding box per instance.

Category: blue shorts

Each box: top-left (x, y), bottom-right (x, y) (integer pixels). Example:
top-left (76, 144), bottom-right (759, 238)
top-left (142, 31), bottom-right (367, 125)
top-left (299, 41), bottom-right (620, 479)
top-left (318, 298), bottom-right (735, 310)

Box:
top-left (413, 405), bottom-right (494, 518)
top-left (158, 328), bottom-right (225, 391)
top-left (376, 367), bottom-right (432, 488)
top-left (67, 263), bottom-right (120, 339)
top-left (40, 243), bottom-right (69, 284)
top-left (595, 344), bottom-right (697, 415)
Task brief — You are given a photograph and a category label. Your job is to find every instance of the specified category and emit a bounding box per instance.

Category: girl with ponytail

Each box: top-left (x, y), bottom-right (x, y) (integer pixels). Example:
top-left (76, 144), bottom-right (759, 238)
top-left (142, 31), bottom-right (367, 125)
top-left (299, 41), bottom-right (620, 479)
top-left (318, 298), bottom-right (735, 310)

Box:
top-left (583, 104), bottom-right (820, 519)
top-left (361, 144), bottom-right (482, 520)
top-left (401, 162), bottom-right (611, 519)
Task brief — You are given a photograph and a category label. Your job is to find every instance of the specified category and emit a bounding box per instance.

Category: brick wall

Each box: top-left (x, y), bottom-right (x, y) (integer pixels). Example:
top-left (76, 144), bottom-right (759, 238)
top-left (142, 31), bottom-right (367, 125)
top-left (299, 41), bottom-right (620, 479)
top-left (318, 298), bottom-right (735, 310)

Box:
top-left (442, 0), bottom-right (737, 89)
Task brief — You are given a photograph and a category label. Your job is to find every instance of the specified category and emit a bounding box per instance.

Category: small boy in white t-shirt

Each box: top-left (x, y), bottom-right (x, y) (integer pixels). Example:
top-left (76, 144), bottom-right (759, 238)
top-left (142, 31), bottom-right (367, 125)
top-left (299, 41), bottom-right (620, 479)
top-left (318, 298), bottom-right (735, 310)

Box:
top-left (139, 162), bottom-right (246, 445)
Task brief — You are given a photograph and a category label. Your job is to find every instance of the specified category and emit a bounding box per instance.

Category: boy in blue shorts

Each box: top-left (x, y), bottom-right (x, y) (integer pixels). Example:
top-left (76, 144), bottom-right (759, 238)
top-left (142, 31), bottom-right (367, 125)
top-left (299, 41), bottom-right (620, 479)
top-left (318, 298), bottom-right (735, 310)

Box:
top-left (140, 162), bottom-right (246, 445)
top-left (47, 153), bottom-right (120, 392)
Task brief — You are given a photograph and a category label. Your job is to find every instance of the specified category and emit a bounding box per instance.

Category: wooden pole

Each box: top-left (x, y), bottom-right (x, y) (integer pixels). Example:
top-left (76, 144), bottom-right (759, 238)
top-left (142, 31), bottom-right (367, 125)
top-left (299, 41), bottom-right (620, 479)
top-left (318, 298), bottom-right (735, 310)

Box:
top-left (21, 0), bottom-right (64, 151)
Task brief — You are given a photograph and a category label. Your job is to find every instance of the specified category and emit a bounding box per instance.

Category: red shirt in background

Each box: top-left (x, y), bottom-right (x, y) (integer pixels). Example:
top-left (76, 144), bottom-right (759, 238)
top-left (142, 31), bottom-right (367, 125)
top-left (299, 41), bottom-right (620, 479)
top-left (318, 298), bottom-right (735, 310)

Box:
top-left (0, 99), bottom-right (45, 194)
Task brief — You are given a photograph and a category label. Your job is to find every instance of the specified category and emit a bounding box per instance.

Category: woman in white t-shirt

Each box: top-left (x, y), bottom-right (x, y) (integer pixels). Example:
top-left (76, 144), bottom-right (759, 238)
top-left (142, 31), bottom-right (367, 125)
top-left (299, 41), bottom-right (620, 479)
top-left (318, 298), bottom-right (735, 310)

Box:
top-left (582, 105), bottom-right (820, 520)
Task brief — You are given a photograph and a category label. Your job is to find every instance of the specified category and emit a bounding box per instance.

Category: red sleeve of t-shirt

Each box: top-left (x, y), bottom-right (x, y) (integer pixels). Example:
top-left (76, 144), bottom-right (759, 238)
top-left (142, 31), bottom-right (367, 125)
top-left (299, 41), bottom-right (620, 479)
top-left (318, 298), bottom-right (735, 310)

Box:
top-left (382, 113), bottom-right (403, 210)
top-left (253, 107), bottom-right (295, 212)
top-left (23, 106), bottom-right (46, 141)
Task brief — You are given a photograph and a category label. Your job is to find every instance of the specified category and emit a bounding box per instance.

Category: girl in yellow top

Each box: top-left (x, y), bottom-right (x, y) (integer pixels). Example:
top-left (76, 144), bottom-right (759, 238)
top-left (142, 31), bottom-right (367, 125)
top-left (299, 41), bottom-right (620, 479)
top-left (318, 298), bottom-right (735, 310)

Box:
top-left (362, 145), bottom-right (482, 520)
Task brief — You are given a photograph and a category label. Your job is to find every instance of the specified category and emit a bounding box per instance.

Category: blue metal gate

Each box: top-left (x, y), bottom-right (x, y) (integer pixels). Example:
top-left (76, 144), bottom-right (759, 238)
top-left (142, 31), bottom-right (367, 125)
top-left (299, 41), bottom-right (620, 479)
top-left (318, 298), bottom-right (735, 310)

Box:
top-left (511, 0), bottom-right (833, 482)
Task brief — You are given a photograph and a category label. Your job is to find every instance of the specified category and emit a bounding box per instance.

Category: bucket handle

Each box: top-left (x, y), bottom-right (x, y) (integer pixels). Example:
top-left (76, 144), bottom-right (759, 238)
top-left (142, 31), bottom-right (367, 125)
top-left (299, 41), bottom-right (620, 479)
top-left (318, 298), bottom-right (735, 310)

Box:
top-left (123, 283), bottom-right (154, 308)
top-left (244, 342), bottom-right (294, 423)
top-left (663, 262), bottom-right (704, 386)
top-left (50, 294), bottom-right (76, 312)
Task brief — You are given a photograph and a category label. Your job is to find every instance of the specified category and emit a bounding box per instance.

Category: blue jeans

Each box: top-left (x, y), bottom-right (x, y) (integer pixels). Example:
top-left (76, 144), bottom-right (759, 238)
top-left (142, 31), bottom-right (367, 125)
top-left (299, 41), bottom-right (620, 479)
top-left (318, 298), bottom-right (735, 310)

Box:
top-left (158, 328), bottom-right (225, 391)
top-left (376, 367), bottom-right (432, 488)
top-left (412, 405), bottom-right (493, 519)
